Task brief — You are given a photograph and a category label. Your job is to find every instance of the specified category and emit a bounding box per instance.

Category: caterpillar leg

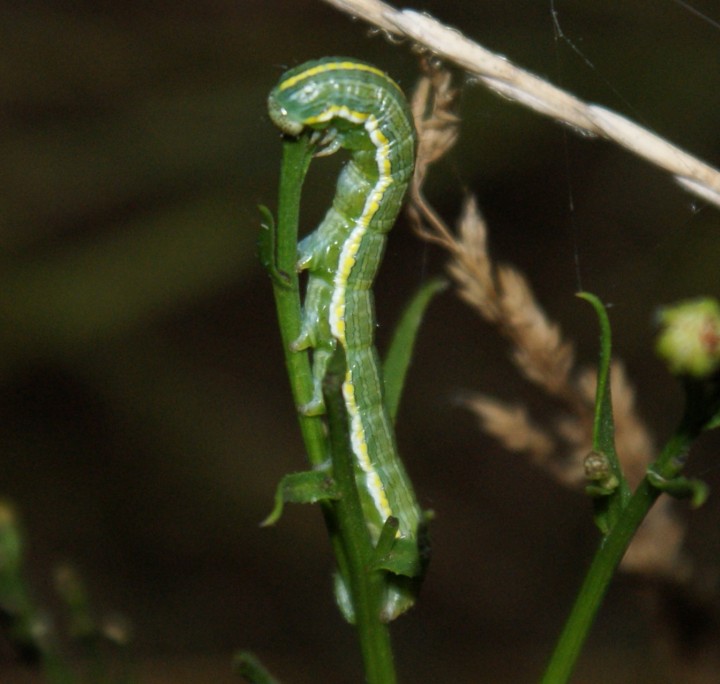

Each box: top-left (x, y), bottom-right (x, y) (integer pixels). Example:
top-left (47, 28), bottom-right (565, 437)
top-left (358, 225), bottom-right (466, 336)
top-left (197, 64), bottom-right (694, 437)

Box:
top-left (311, 128), bottom-right (342, 158)
top-left (291, 273), bottom-right (335, 416)
top-left (297, 344), bottom-right (334, 416)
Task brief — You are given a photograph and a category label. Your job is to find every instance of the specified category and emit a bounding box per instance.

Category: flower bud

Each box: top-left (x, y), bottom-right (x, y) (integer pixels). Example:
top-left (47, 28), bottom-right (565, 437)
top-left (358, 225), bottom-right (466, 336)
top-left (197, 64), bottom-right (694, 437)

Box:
top-left (656, 298), bottom-right (720, 377)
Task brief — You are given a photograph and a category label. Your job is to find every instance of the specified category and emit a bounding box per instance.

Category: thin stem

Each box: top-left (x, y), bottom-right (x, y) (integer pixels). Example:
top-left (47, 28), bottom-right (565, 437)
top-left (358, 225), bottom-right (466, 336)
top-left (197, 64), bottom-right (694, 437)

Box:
top-left (324, 357), bottom-right (398, 684)
top-left (540, 480), bottom-right (658, 683)
top-left (267, 135), bottom-right (398, 683)
top-left (268, 134), bottom-right (357, 607)
top-left (268, 135), bottom-right (328, 468)
top-left (541, 427), bottom-right (697, 683)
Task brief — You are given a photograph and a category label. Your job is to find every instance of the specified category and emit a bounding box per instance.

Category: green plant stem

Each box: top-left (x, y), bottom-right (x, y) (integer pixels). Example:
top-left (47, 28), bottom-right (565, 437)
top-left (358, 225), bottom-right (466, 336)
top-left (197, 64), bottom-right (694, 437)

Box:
top-left (324, 356), bottom-right (397, 684)
top-left (266, 133), bottom-right (351, 614)
top-left (269, 133), bottom-right (356, 579)
top-left (541, 425), bottom-right (697, 683)
top-left (266, 135), bottom-right (398, 683)
top-left (266, 135), bottom-right (328, 468)
top-left (540, 480), bottom-right (659, 683)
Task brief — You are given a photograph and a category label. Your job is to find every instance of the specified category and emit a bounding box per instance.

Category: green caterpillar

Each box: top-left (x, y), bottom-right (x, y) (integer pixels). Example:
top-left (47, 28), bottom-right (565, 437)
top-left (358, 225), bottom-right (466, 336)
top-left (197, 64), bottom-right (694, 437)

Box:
top-left (268, 57), bottom-right (426, 620)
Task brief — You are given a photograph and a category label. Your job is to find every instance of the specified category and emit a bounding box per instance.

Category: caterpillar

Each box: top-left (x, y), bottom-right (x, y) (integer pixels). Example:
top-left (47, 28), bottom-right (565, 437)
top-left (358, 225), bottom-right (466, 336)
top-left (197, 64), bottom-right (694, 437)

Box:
top-left (268, 57), bottom-right (426, 620)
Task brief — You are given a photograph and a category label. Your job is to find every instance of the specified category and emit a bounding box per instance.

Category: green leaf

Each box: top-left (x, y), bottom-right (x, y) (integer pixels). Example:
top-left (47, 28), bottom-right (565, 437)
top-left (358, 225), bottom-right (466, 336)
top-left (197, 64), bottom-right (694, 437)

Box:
top-left (646, 468), bottom-right (709, 508)
top-left (704, 413), bottom-right (720, 431)
top-left (261, 470), bottom-right (340, 527)
top-left (383, 278), bottom-right (447, 423)
top-left (234, 651), bottom-right (281, 684)
top-left (577, 292), bottom-right (631, 534)
top-left (258, 205), bottom-right (292, 289)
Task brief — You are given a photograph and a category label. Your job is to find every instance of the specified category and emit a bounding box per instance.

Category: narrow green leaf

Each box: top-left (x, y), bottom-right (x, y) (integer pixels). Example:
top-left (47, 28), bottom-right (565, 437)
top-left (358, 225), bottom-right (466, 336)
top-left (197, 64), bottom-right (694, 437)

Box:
top-left (383, 278), bottom-right (447, 423)
top-left (257, 205), bottom-right (275, 271)
top-left (704, 412), bottom-right (720, 431)
top-left (370, 516), bottom-right (400, 570)
top-left (576, 292), bottom-right (631, 533)
top-left (257, 206), bottom-right (291, 289)
top-left (234, 651), bottom-right (281, 684)
top-left (646, 469), bottom-right (709, 508)
top-left (261, 471), bottom-right (340, 527)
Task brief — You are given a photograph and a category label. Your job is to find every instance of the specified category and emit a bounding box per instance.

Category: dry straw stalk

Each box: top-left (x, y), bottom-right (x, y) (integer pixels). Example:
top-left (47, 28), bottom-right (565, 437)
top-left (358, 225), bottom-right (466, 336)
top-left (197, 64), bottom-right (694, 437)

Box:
top-left (322, 0), bottom-right (720, 210)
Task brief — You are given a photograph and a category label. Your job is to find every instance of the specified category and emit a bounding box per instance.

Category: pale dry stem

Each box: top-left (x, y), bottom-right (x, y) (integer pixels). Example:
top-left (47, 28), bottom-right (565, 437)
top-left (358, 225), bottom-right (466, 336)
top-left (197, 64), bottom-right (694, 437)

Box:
top-left (321, 0), bottom-right (720, 210)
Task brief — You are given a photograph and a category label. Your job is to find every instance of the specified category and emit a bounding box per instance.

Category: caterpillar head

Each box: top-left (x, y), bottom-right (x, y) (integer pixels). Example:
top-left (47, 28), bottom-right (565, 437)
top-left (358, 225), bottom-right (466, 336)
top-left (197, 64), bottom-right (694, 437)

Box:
top-left (268, 57), bottom-right (376, 137)
top-left (267, 90), bottom-right (305, 136)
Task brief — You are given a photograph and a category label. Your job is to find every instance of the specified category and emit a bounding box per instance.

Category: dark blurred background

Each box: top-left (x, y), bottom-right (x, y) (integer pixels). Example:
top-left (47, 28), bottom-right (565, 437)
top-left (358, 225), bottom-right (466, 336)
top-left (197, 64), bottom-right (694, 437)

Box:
top-left (2, 1), bottom-right (720, 682)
